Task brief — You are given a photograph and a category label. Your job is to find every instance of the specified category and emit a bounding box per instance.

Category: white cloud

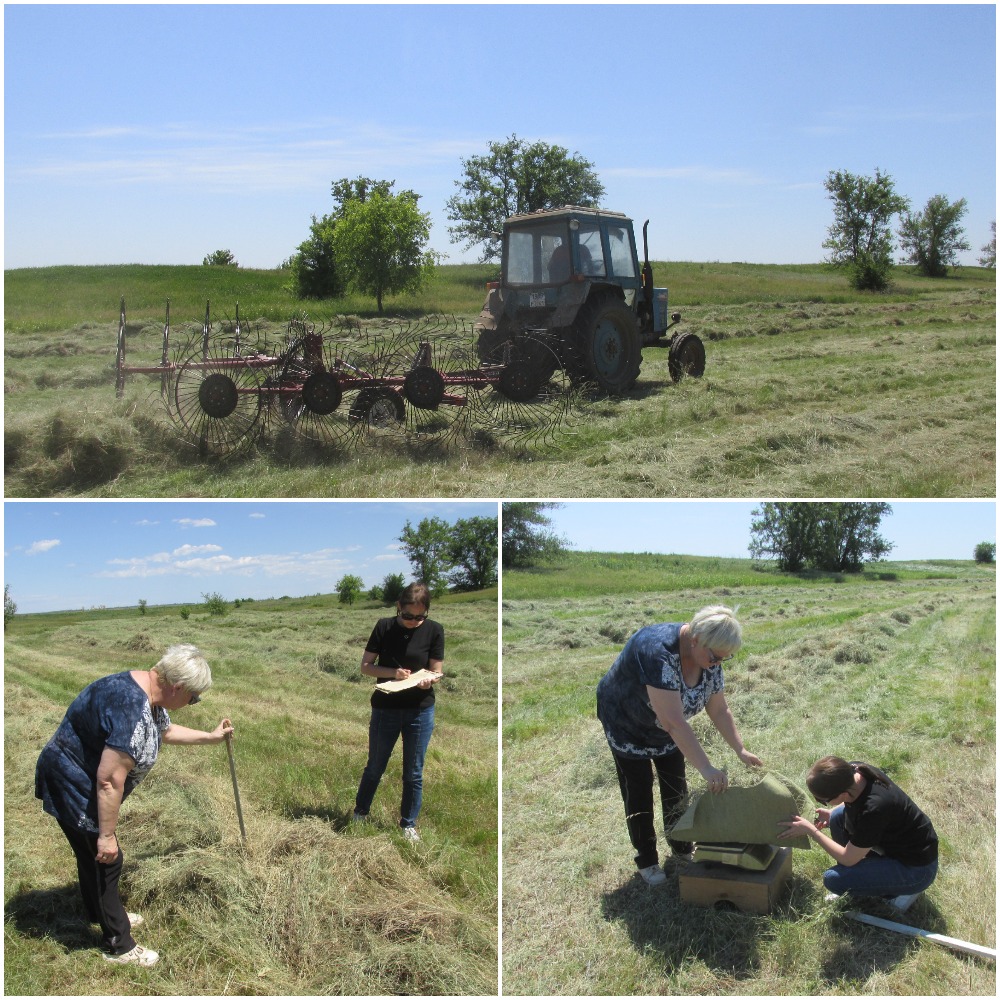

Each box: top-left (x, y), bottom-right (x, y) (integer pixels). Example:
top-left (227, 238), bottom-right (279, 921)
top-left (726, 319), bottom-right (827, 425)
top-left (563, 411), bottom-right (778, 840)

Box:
top-left (249, 513), bottom-right (266, 519)
top-left (172, 544), bottom-right (224, 557)
top-left (27, 539), bottom-right (61, 555)
top-left (133, 519), bottom-right (159, 526)
top-left (174, 518), bottom-right (216, 528)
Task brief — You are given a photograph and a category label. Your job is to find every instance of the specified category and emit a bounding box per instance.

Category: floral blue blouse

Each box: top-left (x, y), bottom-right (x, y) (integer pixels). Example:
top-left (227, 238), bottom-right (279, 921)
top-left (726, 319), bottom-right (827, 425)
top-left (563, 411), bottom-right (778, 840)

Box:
top-left (596, 622), bottom-right (724, 758)
top-left (35, 671), bottom-right (171, 832)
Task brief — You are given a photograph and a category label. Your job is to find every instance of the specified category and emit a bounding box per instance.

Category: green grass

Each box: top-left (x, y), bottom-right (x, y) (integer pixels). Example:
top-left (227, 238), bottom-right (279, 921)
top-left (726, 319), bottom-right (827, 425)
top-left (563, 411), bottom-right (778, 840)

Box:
top-left (4, 588), bottom-right (498, 996)
top-left (501, 553), bottom-right (995, 996)
top-left (4, 262), bottom-right (994, 497)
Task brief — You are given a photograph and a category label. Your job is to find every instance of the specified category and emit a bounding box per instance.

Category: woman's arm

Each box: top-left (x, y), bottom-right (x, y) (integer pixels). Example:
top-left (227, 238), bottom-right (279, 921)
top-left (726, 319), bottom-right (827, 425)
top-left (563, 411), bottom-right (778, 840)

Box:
top-left (162, 718), bottom-right (234, 746)
top-left (95, 746), bottom-right (134, 862)
top-left (360, 652), bottom-right (410, 681)
top-left (417, 658), bottom-right (444, 688)
top-left (705, 691), bottom-right (763, 766)
top-left (646, 686), bottom-right (725, 789)
top-left (778, 815), bottom-right (871, 866)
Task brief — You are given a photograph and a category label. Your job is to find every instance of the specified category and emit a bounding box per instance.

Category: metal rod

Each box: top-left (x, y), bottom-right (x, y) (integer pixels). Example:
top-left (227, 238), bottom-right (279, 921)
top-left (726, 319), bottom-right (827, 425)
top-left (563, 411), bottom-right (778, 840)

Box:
top-left (845, 910), bottom-right (996, 962)
top-left (225, 732), bottom-right (247, 842)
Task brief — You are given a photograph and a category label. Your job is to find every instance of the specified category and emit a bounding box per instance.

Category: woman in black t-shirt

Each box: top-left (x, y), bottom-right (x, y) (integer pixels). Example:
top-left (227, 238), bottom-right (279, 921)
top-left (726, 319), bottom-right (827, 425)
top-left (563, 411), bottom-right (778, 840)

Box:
top-left (351, 583), bottom-right (444, 842)
top-left (778, 755), bottom-right (939, 912)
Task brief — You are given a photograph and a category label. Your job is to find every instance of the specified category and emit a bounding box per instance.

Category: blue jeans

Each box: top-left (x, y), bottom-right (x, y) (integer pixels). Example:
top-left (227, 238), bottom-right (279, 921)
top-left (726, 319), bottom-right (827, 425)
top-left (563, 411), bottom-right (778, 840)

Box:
top-left (354, 704), bottom-right (435, 828)
top-left (823, 805), bottom-right (939, 898)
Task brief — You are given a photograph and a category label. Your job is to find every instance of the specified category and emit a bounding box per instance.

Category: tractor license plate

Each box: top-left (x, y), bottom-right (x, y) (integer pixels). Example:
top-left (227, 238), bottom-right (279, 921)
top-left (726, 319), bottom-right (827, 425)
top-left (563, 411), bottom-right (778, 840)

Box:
top-left (529, 292), bottom-right (546, 308)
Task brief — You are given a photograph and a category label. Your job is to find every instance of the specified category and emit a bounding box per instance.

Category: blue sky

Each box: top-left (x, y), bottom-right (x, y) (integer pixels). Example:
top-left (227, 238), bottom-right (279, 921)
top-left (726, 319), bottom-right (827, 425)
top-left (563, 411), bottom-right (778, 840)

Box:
top-left (5, 4), bottom-right (995, 270)
top-left (543, 500), bottom-right (997, 560)
top-left (4, 501), bottom-right (498, 613)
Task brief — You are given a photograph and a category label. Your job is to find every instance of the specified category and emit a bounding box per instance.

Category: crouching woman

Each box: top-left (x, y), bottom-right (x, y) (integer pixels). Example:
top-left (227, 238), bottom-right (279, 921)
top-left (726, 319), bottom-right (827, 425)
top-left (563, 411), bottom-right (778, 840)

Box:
top-left (778, 755), bottom-right (938, 912)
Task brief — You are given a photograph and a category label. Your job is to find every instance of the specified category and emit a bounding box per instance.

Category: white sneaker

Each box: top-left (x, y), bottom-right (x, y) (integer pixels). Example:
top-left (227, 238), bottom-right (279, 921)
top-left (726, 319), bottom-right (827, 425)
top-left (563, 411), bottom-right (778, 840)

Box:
top-left (824, 892), bottom-right (840, 903)
top-left (103, 943), bottom-right (159, 966)
top-left (402, 826), bottom-right (421, 842)
top-left (350, 812), bottom-right (370, 824)
top-left (638, 864), bottom-right (666, 886)
top-left (888, 892), bottom-right (920, 913)
top-left (127, 912), bottom-right (144, 929)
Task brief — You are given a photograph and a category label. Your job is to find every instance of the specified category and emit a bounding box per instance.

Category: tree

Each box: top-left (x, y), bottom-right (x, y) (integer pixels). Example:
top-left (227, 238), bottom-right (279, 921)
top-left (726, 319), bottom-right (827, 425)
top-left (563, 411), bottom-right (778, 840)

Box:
top-left (4, 584), bottom-right (16, 629)
top-left (201, 591), bottom-right (228, 617)
top-left (336, 574), bottom-right (365, 605)
top-left (898, 195), bottom-right (970, 277)
top-left (502, 502), bottom-right (567, 569)
top-left (974, 541), bottom-right (996, 563)
top-left (367, 584), bottom-right (385, 602)
top-left (749, 503), bottom-right (893, 573)
top-left (448, 516), bottom-right (499, 590)
top-left (398, 518), bottom-right (454, 595)
top-left (287, 213), bottom-right (345, 299)
top-left (823, 168), bottom-right (909, 291)
top-left (446, 134), bottom-right (605, 262)
top-left (331, 190), bottom-right (438, 313)
top-left (138, 599), bottom-right (148, 616)
top-left (381, 572), bottom-right (406, 605)
top-left (979, 221), bottom-right (996, 269)
top-left (202, 249), bottom-right (238, 267)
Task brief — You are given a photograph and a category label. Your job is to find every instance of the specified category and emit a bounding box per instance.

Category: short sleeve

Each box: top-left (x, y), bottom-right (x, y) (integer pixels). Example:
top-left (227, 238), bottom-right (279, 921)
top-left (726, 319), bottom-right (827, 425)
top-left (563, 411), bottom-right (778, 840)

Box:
top-left (429, 623), bottom-right (444, 661)
top-left (852, 800), bottom-right (891, 849)
top-left (101, 685), bottom-right (147, 762)
top-left (365, 620), bottom-right (386, 655)
top-left (633, 628), bottom-right (682, 691)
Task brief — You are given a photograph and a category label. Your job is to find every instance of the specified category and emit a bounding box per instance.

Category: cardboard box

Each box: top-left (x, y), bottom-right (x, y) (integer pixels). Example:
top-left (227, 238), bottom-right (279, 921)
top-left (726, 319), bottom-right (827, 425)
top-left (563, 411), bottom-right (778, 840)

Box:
top-left (679, 846), bottom-right (792, 914)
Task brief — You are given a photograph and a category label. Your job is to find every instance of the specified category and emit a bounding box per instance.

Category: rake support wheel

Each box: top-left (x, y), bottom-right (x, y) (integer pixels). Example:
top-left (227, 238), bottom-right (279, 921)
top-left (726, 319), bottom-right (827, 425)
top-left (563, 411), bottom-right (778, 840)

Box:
top-left (668, 331), bottom-right (706, 382)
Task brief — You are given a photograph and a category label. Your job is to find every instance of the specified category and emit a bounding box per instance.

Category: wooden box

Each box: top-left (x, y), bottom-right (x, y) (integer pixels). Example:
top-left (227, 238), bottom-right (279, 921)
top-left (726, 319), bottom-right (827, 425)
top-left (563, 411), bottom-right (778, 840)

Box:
top-left (678, 846), bottom-right (792, 915)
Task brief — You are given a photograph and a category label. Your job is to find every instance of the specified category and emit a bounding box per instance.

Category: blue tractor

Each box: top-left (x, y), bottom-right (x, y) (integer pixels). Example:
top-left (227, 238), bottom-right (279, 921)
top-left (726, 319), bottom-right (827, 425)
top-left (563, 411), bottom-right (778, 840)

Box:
top-left (475, 206), bottom-right (705, 395)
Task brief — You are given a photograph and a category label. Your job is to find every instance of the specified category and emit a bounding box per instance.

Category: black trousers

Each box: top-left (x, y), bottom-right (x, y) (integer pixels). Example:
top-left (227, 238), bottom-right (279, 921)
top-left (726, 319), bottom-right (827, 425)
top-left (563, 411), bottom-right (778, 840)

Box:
top-left (57, 820), bottom-right (135, 955)
top-left (610, 747), bottom-right (693, 870)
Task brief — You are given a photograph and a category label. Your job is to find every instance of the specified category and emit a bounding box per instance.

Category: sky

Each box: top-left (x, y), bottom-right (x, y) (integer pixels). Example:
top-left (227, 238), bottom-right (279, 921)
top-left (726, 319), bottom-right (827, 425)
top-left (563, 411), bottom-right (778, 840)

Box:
top-left (4, 4), bottom-right (995, 270)
top-left (543, 500), bottom-right (997, 561)
top-left (4, 500), bottom-right (498, 614)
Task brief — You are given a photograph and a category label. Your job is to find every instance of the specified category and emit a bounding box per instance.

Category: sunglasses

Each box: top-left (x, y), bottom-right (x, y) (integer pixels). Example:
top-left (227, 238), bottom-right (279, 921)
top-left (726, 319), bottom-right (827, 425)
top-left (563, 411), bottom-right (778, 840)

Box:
top-left (399, 612), bottom-right (427, 622)
top-left (188, 692), bottom-right (201, 705)
top-left (706, 649), bottom-right (734, 665)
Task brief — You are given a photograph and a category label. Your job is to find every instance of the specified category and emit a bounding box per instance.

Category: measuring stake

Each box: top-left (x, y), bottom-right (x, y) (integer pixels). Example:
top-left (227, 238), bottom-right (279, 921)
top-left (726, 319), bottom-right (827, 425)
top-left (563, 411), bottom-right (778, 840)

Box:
top-left (845, 910), bottom-right (996, 962)
top-left (225, 732), bottom-right (248, 843)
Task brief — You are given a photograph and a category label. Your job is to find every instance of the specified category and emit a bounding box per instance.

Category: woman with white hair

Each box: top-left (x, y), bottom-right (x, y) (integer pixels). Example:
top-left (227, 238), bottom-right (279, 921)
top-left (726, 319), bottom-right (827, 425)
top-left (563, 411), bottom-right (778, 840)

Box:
top-left (597, 605), bottom-right (763, 886)
top-left (35, 644), bottom-right (233, 967)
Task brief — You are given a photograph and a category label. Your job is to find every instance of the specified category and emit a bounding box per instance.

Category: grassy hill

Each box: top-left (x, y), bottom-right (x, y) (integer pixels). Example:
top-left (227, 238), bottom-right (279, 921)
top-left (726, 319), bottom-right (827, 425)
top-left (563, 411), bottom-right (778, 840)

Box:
top-left (4, 588), bottom-right (498, 996)
top-left (4, 262), bottom-right (994, 497)
top-left (501, 552), bottom-right (995, 995)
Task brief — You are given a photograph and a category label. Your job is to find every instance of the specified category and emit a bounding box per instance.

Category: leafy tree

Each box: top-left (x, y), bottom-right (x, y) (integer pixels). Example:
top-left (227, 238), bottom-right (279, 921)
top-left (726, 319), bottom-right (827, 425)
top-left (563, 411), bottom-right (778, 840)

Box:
top-left (381, 572), bottom-right (407, 605)
top-left (336, 574), bottom-right (365, 605)
top-left (180, 607), bottom-right (191, 620)
top-left (398, 518), bottom-right (454, 595)
top-left (332, 190), bottom-right (438, 313)
top-left (287, 214), bottom-right (345, 299)
top-left (446, 134), bottom-right (605, 262)
top-left (138, 599), bottom-right (148, 616)
top-left (448, 515), bottom-right (499, 590)
top-left (4, 584), bottom-right (16, 629)
top-left (201, 591), bottom-right (228, 617)
top-left (897, 195), bottom-right (970, 277)
top-left (823, 168), bottom-right (909, 291)
top-left (974, 541), bottom-right (996, 563)
top-left (331, 176), bottom-right (417, 215)
top-left (979, 221), bottom-right (996, 269)
top-left (502, 502), bottom-right (567, 569)
top-left (367, 584), bottom-right (385, 602)
top-left (202, 249), bottom-right (238, 267)
top-left (749, 503), bottom-right (893, 573)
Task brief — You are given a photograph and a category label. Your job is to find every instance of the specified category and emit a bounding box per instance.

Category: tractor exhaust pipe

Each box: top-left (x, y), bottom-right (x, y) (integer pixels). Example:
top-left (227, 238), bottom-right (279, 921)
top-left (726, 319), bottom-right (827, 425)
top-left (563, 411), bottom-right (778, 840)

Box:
top-left (642, 220), bottom-right (654, 312)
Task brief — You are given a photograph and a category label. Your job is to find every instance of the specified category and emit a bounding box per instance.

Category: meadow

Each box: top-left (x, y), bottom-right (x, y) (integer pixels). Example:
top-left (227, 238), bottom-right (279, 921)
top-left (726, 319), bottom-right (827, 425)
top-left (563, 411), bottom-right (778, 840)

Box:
top-left (4, 262), bottom-right (994, 498)
top-left (4, 588), bottom-right (498, 996)
top-left (501, 552), bottom-right (995, 996)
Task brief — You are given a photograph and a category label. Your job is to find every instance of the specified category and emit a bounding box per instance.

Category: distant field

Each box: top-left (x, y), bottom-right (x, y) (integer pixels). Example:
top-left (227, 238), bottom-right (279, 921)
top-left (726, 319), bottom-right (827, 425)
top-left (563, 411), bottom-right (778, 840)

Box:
top-left (4, 262), bottom-right (994, 498)
top-left (501, 552), bottom-right (995, 996)
top-left (4, 588), bottom-right (498, 996)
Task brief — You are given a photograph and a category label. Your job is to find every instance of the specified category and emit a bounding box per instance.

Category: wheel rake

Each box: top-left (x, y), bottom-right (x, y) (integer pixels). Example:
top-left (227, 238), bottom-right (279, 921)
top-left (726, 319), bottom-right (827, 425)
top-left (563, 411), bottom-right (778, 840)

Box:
top-left (113, 300), bottom-right (577, 457)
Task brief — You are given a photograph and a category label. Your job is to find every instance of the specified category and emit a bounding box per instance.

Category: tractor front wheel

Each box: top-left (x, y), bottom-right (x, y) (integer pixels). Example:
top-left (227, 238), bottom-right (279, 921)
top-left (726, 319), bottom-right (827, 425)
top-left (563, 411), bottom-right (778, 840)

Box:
top-left (668, 331), bottom-right (706, 382)
top-left (571, 296), bottom-right (641, 394)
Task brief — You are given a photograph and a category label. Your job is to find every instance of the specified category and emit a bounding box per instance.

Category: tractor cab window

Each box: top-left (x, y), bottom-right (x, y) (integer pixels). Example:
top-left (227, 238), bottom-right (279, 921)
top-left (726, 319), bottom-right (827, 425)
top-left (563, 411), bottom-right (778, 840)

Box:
top-left (607, 224), bottom-right (637, 278)
top-left (507, 222), bottom-right (571, 285)
top-left (576, 222), bottom-right (607, 277)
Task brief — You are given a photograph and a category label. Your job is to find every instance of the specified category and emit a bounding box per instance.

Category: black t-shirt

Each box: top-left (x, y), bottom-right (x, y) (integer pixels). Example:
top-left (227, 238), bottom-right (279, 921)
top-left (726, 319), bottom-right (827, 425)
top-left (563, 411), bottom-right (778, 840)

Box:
top-left (843, 761), bottom-right (938, 866)
top-left (366, 616), bottom-right (445, 710)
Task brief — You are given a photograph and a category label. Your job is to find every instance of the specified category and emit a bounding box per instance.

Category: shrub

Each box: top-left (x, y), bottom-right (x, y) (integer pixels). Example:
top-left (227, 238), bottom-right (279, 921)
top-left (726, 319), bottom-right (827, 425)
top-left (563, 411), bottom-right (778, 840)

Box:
top-left (974, 541), bottom-right (996, 563)
top-left (202, 249), bottom-right (238, 267)
top-left (202, 592), bottom-right (228, 617)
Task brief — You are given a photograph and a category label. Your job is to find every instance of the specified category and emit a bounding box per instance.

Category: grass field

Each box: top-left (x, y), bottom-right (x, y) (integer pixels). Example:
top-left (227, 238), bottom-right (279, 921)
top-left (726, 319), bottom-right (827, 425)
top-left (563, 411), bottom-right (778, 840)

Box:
top-left (501, 552), bottom-right (995, 996)
top-left (4, 588), bottom-right (498, 996)
top-left (4, 262), bottom-right (994, 498)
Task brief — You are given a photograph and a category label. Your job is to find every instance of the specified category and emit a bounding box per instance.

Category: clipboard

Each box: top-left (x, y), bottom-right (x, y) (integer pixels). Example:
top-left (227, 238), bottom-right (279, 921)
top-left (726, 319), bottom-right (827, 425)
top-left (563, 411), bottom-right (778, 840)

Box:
top-left (376, 668), bottom-right (443, 693)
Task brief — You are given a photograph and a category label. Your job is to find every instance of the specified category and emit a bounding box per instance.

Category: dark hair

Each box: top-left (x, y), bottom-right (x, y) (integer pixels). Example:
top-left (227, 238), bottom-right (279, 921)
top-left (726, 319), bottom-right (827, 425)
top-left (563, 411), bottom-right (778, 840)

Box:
top-left (807, 755), bottom-right (890, 802)
top-left (398, 582), bottom-right (430, 610)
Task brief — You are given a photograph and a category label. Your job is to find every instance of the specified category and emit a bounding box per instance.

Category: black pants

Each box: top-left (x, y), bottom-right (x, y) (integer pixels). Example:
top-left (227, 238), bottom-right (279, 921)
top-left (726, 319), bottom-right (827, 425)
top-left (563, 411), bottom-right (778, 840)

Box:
top-left (610, 747), bottom-right (693, 870)
top-left (57, 820), bottom-right (135, 955)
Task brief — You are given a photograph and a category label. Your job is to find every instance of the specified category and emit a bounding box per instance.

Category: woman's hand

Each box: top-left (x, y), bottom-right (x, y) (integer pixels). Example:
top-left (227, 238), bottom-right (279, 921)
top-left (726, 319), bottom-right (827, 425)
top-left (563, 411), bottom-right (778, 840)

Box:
top-left (394, 667), bottom-right (412, 681)
top-left (738, 748), bottom-right (764, 767)
top-left (813, 808), bottom-right (832, 830)
top-left (211, 718), bottom-right (235, 744)
top-left (95, 832), bottom-right (119, 864)
top-left (701, 766), bottom-right (729, 794)
top-left (778, 814), bottom-right (817, 840)
top-left (417, 671), bottom-right (443, 689)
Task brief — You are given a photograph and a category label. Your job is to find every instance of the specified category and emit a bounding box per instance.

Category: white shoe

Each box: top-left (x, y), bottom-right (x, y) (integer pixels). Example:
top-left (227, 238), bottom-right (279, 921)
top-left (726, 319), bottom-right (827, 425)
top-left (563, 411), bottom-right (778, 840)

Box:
top-left (103, 943), bottom-right (159, 966)
top-left (824, 892), bottom-right (840, 903)
top-left (127, 912), bottom-right (144, 929)
top-left (350, 812), bottom-right (370, 824)
top-left (638, 864), bottom-right (666, 886)
top-left (888, 892), bottom-right (920, 913)
top-left (402, 826), bottom-right (421, 842)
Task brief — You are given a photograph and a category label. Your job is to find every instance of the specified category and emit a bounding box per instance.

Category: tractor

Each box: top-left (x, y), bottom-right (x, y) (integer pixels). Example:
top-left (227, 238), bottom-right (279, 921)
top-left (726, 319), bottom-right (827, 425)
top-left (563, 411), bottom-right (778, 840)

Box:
top-left (475, 206), bottom-right (705, 394)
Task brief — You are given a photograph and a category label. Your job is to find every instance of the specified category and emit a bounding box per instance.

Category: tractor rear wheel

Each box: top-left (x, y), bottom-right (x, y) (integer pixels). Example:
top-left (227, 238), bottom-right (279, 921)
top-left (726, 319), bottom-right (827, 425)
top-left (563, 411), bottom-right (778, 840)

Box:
top-left (668, 331), bottom-right (706, 382)
top-left (571, 295), bottom-right (641, 394)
